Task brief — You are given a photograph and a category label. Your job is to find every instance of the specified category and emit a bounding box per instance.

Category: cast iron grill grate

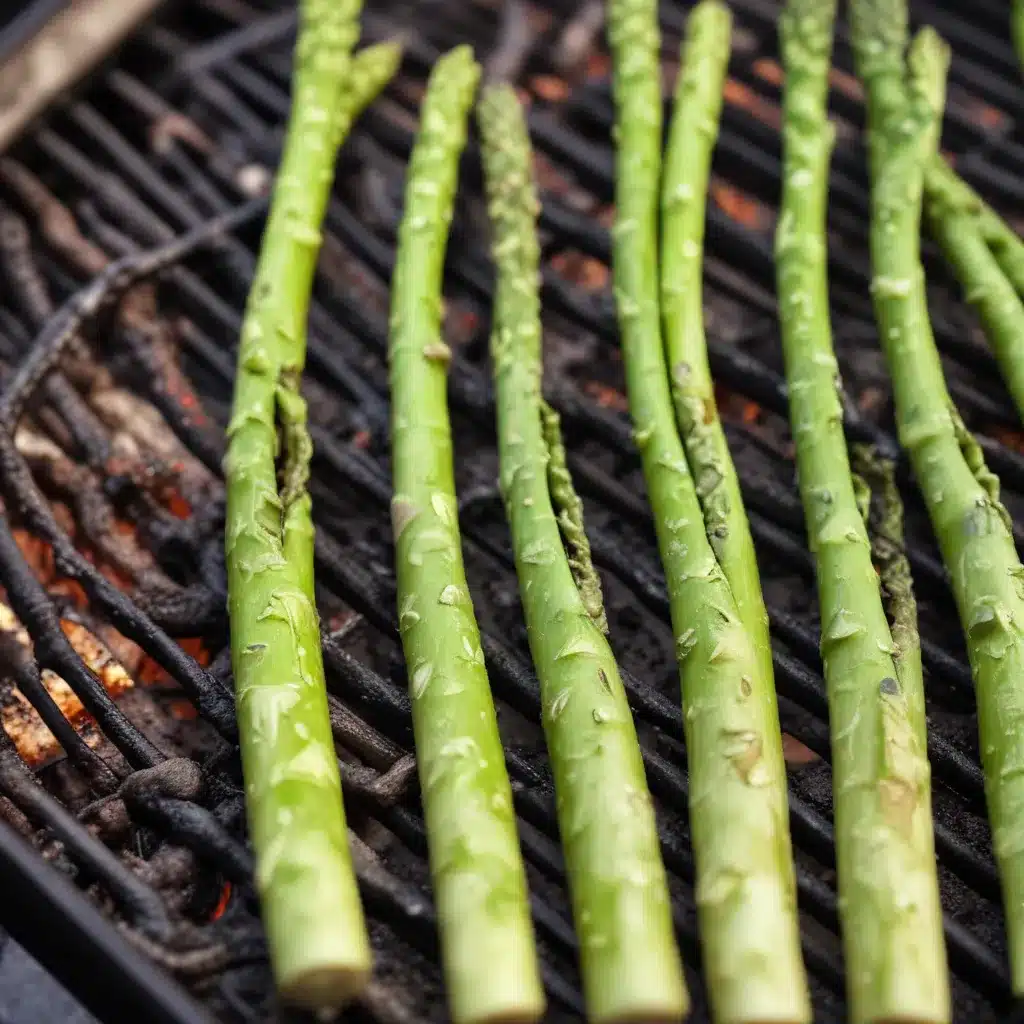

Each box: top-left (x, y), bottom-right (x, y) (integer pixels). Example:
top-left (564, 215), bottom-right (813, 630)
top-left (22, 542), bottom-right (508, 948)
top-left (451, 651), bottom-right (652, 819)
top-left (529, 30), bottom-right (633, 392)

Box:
top-left (0, 0), bottom-right (1020, 1021)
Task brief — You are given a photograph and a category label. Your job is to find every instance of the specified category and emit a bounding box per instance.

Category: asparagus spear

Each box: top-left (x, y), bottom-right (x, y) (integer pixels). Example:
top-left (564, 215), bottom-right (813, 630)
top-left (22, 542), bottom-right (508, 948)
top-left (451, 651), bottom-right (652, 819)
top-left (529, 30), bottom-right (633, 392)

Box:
top-left (778, 19), bottom-right (949, 1019)
top-left (925, 161), bottom-right (1024, 298)
top-left (608, 1), bottom-right (809, 1020)
top-left (913, 34), bottom-right (1024, 420)
top-left (926, 167), bottom-right (1024, 422)
top-left (1015, 0), bottom-right (1024, 72)
top-left (478, 82), bottom-right (686, 1024)
top-left (388, 48), bottom-right (544, 1024)
top-left (662, 0), bottom-right (773, 684)
top-left (226, 2), bottom-right (399, 1011)
top-left (853, 0), bottom-right (1024, 995)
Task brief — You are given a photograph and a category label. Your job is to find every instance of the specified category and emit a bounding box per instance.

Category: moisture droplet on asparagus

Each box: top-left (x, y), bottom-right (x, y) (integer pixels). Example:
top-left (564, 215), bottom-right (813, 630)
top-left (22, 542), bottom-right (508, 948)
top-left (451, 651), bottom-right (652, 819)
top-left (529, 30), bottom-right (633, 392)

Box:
top-left (387, 47), bottom-right (545, 1024)
top-left (479, 81), bottom-right (686, 1024)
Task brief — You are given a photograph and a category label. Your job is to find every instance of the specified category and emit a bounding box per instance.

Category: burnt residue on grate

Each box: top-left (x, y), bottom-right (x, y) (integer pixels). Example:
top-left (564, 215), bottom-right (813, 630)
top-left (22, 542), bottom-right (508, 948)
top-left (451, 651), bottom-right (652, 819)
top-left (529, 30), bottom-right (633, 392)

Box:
top-left (0, 0), bottom-right (1018, 1021)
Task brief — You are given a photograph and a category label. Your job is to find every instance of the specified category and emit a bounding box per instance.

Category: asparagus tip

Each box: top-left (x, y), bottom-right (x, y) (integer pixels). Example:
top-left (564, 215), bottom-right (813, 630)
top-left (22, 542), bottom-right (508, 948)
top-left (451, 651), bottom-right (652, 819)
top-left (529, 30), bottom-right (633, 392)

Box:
top-left (692, 0), bottom-right (731, 29)
top-left (356, 38), bottom-right (405, 73)
top-left (908, 25), bottom-right (951, 102)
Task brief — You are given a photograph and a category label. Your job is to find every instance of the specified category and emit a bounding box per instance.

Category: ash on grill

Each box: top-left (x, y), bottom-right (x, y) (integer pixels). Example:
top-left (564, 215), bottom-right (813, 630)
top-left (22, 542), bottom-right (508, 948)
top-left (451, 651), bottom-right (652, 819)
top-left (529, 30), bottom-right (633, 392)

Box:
top-left (0, 0), bottom-right (1018, 1022)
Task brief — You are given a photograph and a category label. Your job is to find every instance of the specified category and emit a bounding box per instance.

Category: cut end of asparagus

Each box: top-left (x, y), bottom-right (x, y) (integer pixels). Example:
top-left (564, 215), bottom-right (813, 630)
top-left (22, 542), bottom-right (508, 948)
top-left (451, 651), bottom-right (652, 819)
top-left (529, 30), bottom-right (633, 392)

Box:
top-left (589, 1008), bottom-right (687, 1024)
top-left (279, 961), bottom-right (372, 1013)
top-left (454, 1004), bottom-right (546, 1024)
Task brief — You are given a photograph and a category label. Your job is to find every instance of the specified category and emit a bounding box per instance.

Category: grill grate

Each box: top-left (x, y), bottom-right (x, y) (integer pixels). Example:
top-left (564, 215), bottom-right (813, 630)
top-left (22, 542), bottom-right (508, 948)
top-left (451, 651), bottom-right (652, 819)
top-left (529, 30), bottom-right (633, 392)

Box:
top-left (0, 0), bottom-right (1020, 1021)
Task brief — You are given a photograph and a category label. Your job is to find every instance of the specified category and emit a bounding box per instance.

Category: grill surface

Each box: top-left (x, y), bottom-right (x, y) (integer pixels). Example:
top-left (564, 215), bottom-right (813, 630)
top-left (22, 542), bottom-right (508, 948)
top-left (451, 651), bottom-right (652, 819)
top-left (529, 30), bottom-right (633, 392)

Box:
top-left (0, 0), bottom-right (1020, 1021)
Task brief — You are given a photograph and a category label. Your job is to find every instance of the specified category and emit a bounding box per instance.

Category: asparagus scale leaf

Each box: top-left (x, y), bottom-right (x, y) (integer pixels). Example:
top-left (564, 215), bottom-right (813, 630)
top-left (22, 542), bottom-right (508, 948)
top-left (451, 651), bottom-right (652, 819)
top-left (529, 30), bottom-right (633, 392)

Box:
top-left (225, 2), bottom-right (398, 1012)
top-left (853, 0), bottom-right (1024, 997)
top-left (609, 1), bottom-right (809, 1020)
top-left (479, 82), bottom-right (687, 1024)
top-left (388, 48), bottom-right (545, 1024)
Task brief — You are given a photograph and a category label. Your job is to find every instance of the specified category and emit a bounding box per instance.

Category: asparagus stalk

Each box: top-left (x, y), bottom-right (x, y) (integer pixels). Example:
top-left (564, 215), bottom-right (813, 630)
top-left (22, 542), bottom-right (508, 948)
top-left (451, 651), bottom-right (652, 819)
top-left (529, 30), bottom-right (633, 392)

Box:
top-left (608, 1), bottom-right (809, 1020)
top-left (925, 161), bottom-right (1024, 298)
top-left (479, 82), bottom-right (686, 1024)
top-left (913, 33), bottom-right (1024, 421)
top-left (779, 9), bottom-right (949, 1021)
top-left (1015, 0), bottom-right (1024, 72)
top-left (853, 0), bottom-right (1024, 995)
top-left (926, 168), bottom-right (1024, 422)
top-left (388, 49), bottom-right (544, 1024)
top-left (662, 0), bottom-right (775, 686)
top-left (225, 2), bottom-right (396, 1011)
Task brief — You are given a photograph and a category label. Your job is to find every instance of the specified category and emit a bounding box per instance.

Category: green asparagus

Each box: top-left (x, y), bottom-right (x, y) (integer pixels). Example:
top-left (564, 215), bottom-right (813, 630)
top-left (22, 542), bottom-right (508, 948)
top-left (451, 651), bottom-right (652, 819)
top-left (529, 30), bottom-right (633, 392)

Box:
top-left (1015, 0), bottom-right (1024, 72)
top-left (479, 82), bottom-right (686, 1024)
top-left (388, 48), bottom-right (544, 1024)
top-left (913, 32), bottom-right (1024, 421)
top-left (225, 2), bottom-right (398, 1011)
top-left (925, 161), bottom-right (1024, 298)
top-left (778, 7), bottom-right (949, 1020)
top-left (662, 0), bottom-right (773, 686)
top-left (853, 0), bottom-right (1024, 995)
top-left (926, 171), bottom-right (1024, 422)
top-left (608, 1), bottom-right (809, 1020)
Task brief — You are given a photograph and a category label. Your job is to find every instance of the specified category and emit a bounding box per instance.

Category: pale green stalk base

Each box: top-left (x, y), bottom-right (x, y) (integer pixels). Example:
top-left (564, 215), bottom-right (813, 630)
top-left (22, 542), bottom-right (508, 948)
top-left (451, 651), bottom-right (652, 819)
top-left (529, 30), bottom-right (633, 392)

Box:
top-left (854, 0), bottom-right (1024, 1001)
top-left (226, 2), bottom-right (394, 1010)
top-left (388, 47), bottom-right (544, 1024)
top-left (610, 1), bottom-right (808, 1021)
top-left (480, 82), bottom-right (686, 1024)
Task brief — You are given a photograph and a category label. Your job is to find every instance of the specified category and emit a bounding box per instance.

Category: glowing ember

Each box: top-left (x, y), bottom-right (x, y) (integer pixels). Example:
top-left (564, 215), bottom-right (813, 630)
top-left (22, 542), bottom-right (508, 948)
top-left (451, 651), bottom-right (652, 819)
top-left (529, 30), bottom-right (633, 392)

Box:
top-left (0, 602), bottom-right (134, 766)
top-left (210, 881), bottom-right (232, 922)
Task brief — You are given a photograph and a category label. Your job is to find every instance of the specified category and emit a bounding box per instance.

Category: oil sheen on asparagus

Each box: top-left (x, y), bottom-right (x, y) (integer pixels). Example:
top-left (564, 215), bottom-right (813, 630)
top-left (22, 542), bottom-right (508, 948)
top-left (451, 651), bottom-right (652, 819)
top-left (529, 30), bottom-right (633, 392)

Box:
top-left (225, 0), bottom-right (393, 1011)
top-left (387, 47), bottom-right (545, 1024)
top-left (609, 1), bottom-right (809, 1020)
top-left (852, 0), bottom-right (1024, 995)
top-left (777, 2), bottom-right (949, 1020)
top-left (479, 81), bottom-right (686, 1024)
